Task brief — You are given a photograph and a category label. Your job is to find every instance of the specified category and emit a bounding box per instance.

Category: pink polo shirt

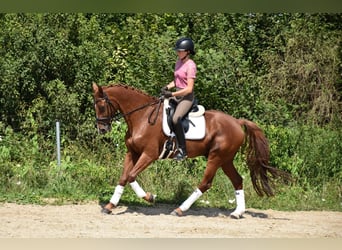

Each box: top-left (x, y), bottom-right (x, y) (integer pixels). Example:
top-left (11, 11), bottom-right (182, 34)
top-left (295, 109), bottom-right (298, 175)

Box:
top-left (174, 59), bottom-right (197, 89)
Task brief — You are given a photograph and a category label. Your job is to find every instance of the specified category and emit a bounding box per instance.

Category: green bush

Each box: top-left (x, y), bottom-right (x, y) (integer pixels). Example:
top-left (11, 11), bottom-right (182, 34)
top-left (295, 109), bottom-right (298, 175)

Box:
top-left (264, 124), bottom-right (342, 187)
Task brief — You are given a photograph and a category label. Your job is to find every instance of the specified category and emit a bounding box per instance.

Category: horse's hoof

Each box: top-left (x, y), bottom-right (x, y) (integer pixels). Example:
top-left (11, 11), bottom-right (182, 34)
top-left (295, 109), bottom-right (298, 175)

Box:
top-left (101, 207), bottom-right (112, 215)
top-left (170, 209), bottom-right (183, 216)
top-left (145, 192), bottom-right (157, 203)
top-left (230, 212), bottom-right (243, 219)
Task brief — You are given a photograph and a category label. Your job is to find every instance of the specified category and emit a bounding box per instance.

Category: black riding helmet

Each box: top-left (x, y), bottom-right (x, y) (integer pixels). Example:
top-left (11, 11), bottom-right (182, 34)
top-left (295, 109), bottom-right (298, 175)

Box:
top-left (174, 37), bottom-right (196, 55)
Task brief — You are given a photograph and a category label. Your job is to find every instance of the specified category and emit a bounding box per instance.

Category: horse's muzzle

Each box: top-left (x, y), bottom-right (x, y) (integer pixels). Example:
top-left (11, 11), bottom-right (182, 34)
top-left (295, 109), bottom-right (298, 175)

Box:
top-left (97, 124), bottom-right (111, 134)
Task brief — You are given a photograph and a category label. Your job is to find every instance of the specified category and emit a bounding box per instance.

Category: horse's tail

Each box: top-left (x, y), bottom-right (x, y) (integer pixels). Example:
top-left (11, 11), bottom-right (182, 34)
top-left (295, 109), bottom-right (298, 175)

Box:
top-left (238, 119), bottom-right (291, 197)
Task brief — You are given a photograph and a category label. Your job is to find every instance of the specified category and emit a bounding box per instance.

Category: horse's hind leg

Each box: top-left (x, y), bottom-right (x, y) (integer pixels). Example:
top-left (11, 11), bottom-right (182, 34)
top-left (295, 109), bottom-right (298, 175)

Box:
top-left (221, 161), bottom-right (245, 219)
top-left (171, 157), bottom-right (220, 216)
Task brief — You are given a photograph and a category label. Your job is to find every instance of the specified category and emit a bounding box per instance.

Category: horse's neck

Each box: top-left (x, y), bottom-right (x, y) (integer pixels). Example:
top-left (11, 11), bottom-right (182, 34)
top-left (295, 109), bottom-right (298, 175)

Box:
top-left (109, 86), bottom-right (150, 110)
top-left (107, 85), bottom-right (156, 125)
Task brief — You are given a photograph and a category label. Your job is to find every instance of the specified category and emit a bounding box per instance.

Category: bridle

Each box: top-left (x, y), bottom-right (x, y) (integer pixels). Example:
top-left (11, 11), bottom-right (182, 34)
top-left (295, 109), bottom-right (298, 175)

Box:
top-left (94, 92), bottom-right (118, 126)
top-left (94, 92), bottom-right (163, 127)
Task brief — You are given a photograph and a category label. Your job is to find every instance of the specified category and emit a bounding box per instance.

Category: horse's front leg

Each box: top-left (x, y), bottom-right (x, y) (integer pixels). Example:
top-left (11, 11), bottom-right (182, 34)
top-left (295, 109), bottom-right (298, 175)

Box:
top-left (102, 152), bottom-right (156, 214)
top-left (127, 152), bottom-right (156, 203)
top-left (102, 152), bottom-right (135, 214)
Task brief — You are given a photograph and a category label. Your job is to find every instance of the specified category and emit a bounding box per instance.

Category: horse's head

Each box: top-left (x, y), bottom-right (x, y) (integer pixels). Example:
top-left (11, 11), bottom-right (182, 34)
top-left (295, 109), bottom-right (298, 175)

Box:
top-left (92, 82), bottom-right (117, 134)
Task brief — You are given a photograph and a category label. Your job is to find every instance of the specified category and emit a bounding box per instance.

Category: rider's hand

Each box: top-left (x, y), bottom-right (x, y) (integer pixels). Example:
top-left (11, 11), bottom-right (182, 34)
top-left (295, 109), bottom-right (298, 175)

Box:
top-left (161, 86), bottom-right (168, 92)
top-left (162, 90), bottom-right (172, 98)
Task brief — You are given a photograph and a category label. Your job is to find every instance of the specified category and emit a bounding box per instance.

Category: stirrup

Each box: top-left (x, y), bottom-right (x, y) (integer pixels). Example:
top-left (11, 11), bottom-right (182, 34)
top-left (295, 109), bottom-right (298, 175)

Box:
top-left (173, 149), bottom-right (187, 161)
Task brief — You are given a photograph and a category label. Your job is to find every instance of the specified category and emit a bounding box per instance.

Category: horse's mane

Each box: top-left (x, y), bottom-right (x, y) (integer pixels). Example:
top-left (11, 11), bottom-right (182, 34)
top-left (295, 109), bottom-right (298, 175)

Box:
top-left (104, 83), bottom-right (157, 100)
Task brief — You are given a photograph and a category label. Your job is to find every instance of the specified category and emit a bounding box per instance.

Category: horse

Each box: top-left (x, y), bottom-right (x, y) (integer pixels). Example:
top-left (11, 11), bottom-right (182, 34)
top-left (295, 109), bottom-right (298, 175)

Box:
top-left (92, 83), bottom-right (290, 218)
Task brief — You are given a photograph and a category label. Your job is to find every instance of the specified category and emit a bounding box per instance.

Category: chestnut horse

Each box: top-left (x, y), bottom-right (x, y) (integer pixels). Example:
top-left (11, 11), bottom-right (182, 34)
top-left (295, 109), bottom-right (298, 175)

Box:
top-left (92, 83), bottom-right (289, 218)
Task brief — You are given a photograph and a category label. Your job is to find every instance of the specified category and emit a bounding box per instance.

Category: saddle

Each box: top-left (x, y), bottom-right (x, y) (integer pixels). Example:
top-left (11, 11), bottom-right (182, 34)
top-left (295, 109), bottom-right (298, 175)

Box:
top-left (159, 98), bottom-right (206, 159)
top-left (162, 98), bottom-right (206, 140)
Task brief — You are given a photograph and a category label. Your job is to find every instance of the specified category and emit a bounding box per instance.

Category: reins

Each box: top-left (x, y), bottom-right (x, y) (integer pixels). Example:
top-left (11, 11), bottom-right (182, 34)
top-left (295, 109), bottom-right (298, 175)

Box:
top-left (148, 96), bottom-right (163, 125)
top-left (115, 97), bottom-right (162, 124)
top-left (95, 92), bottom-right (163, 125)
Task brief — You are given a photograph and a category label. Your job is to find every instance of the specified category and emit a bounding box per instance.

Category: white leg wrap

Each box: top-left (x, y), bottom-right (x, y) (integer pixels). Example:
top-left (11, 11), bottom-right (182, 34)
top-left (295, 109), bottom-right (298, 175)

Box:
top-left (179, 188), bottom-right (203, 212)
top-left (231, 189), bottom-right (245, 218)
top-left (130, 180), bottom-right (147, 198)
top-left (235, 189), bottom-right (245, 212)
top-left (110, 185), bottom-right (124, 206)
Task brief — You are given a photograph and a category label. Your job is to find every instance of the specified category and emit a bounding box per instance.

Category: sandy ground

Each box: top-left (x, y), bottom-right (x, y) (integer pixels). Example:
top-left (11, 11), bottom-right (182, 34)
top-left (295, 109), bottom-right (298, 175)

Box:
top-left (0, 202), bottom-right (341, 238)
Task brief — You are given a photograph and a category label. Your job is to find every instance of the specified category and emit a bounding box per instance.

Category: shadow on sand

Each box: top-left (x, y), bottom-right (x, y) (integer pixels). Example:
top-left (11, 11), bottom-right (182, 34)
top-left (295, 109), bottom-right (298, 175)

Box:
top-left (99, 202), bottom-right (279, 219)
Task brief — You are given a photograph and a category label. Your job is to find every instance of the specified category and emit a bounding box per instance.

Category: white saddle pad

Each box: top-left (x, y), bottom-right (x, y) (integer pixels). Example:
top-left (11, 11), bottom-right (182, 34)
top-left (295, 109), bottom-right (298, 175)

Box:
top-left (162, 99), bottom-right (206, 140)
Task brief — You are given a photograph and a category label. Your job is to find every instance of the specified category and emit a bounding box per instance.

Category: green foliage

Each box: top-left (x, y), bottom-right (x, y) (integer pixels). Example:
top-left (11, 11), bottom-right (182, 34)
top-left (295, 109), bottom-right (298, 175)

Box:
top-left (195, 45), bottom-right (261, 120)
top-left (0, 123), bottom-right (51, 200)
top-left (264, 124), bottom-right (342, 186)
top-left (1, 13), bottom-right (341, 135)
top-left (261, 14), bottom-right (341, 126)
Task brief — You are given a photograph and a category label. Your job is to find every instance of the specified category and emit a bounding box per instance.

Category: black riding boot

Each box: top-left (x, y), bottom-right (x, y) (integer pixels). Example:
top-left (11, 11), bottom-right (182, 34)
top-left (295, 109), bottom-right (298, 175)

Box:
top-left (173, 118), bottom-right (187, 161)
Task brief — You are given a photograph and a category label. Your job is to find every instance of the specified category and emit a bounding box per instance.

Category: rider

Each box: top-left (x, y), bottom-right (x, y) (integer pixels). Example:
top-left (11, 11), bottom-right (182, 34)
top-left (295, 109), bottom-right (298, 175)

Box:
top-left (161, 37), bottom-right (197, 161)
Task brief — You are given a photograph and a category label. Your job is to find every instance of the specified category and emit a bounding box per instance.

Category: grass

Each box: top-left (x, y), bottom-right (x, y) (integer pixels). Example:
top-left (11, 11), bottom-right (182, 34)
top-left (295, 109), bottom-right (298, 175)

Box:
top-left (0, 125), bottom-right (341, 212)
top-left (1, 156), bottom-right (340, 213)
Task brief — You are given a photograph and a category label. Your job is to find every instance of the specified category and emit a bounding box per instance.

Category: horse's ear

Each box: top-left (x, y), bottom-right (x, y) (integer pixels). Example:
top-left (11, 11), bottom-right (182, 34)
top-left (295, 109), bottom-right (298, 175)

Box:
top-left (92, 82), bottom-right (103, 97)
top-left (92, 82), bottom-right (99, 93)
